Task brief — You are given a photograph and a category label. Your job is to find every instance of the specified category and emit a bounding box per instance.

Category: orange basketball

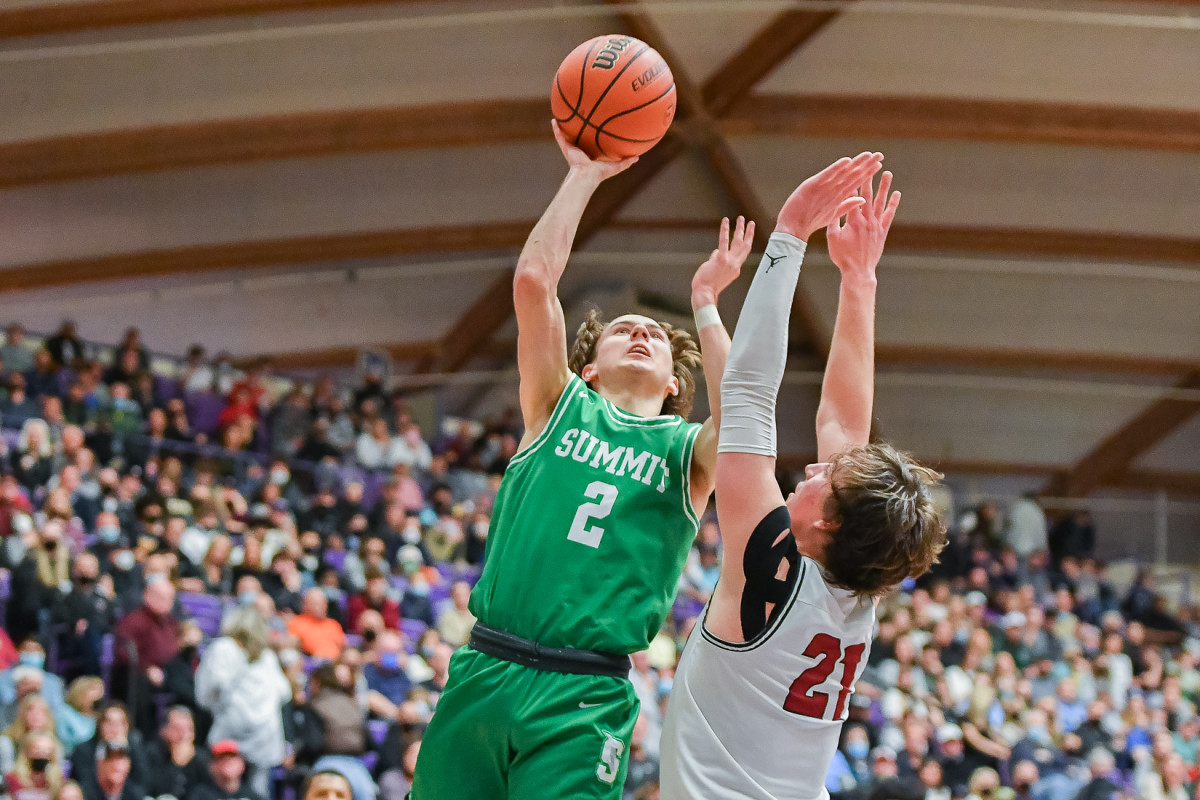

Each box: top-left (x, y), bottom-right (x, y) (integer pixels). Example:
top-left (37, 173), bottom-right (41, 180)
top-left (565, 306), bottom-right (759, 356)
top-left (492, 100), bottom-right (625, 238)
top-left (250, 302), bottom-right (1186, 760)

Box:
top-left (551, 34), bottom-right (676, 160)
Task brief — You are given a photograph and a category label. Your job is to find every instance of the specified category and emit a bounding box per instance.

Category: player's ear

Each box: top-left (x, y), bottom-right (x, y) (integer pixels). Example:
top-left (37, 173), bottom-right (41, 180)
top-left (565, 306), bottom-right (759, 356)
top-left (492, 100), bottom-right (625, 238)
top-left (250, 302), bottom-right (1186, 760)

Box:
top-left (666, 376), bottom-right (679, 397)
top-left (814, 518), bottom-right (841, 533)
top-left (581, 363), bottom-right (598, 383)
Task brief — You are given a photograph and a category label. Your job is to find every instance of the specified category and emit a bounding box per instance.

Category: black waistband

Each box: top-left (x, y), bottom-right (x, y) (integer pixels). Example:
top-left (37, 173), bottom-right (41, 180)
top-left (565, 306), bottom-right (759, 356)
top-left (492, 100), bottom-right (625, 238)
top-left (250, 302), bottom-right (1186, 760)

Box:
top-left (468, 623), bottom-right (631, 679)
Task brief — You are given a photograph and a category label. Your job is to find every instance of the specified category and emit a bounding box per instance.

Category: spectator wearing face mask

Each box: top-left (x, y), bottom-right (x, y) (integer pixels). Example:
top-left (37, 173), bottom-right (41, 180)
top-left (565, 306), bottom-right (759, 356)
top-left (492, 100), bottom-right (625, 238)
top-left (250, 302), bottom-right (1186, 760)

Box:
top-left (0, 644), bottom-right (65, 722)
top-left (7, 519), bottom-right (71, 645)
top-left (55, 679), bottom-right (105, 755)
top-left (50, 554), bottom-right (114, 680)
top-left (7, 731), bottom-right (64, 800)
top-left (362, 632), bottom-right (411, 710)
top-left (0, 696), bottom-right (60, 777)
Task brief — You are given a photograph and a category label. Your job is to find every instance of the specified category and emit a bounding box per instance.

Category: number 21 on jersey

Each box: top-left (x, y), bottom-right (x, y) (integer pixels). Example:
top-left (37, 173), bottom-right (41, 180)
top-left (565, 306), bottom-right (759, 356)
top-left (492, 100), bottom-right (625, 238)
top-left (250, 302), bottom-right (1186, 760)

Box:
top-left (783, 634), bottom-right (865, 721)
top-left (567, 481), bottom-right (619, 548)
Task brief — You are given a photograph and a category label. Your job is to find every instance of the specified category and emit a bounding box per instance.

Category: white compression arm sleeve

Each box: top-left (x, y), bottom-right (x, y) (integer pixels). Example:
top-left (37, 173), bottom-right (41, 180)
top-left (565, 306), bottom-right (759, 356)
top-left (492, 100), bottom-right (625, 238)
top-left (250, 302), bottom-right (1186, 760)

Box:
top-left (718, 231), bottom-right (807, 457)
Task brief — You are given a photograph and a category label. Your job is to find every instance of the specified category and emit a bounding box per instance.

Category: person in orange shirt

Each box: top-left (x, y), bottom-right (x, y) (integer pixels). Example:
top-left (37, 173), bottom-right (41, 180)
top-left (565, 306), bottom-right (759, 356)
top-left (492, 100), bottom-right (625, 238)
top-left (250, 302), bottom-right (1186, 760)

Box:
top-left (286, 589), bottom-right (345, 661)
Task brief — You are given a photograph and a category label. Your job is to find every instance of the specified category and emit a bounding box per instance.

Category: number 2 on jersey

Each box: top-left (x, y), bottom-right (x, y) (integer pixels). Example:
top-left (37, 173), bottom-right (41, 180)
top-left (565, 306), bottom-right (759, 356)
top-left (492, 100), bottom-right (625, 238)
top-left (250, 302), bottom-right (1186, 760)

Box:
top-left (783, 634), bottom-right (865, 720)
top-left (566, 481), bottom-right (619, 548)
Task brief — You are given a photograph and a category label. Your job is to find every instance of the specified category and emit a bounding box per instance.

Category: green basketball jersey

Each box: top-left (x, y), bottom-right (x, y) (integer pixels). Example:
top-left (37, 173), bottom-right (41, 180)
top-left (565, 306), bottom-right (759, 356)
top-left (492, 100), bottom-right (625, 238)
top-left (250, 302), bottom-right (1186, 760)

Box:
top-left (470, 373), bottom-right (704, 655)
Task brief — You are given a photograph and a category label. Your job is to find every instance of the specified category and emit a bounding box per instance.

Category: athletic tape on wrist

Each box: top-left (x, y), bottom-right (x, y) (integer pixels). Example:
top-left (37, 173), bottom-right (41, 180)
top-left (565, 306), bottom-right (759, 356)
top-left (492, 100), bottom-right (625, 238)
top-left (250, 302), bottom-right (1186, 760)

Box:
top-left (694, 304), bottom-right (722, 331)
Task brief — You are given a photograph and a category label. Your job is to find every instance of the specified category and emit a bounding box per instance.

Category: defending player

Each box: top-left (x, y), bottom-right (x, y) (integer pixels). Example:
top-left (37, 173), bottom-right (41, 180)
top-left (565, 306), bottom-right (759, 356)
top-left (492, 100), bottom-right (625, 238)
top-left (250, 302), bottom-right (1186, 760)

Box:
top-left (661, 163), bottom-right (948, 800)
top-left (411, 121), bottom-right (802, 799)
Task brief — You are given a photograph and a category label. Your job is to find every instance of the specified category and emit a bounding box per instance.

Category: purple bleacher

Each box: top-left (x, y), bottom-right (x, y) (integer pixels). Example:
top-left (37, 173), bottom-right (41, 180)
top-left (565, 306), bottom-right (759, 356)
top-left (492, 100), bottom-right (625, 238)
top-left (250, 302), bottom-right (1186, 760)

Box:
top-left (358, 752), bottom-right (378, 772)
top-left (428, 583), bottom-right (451, 609)
top-left (344, 634), bottom-right (363, 649)
top-left (339, 464), bottom-right (366, 489)
top-left (154, 375), bottom-right (181, 402)
top-left (434, 563), bottom-right (453, 585)
top-left (323, 550), bottom-right (347, 571)
top-left (360, 470), bottom-right (386, 509)
top-left (389, 576), bottom-right (409, 595)
top-left (185, 391), bottom-right (227, 436)
top-left (400, 618), bottom-right (427, 646)
top-left (2, 429), bottom-right (19, 449)
top-left (367, 719), bottom-right (389, 747)
top-left (452, 565), bottom-right (482, 586)
top-left (178, 592), bottom-right (225, 638)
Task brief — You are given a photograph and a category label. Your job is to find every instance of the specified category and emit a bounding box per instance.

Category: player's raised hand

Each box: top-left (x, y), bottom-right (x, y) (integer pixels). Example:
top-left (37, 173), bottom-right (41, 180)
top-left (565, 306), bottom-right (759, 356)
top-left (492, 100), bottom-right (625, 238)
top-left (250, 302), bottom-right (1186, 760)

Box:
top-left (827, 171), bottom-right (900, 280)
top-left (552, 120), bottom-right (638, 181)
top-left (692, 216), bottom-right (756, 307)
top-left (775, 152), bottom-right (884, 241)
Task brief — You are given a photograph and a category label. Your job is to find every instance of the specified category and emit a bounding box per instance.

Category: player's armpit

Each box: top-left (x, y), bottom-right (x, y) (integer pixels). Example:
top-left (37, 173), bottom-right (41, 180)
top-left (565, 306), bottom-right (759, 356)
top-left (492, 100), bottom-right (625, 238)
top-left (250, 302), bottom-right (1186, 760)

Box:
top-left (688, 419), bottom-right (718, 509)
top-left (739, 506), bottom-right (800, 641)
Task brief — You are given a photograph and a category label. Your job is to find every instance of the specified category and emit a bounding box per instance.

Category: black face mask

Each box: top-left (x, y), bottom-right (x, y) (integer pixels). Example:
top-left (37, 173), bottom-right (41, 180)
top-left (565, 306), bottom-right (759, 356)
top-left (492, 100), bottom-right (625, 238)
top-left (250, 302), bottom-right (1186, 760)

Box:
top-left (43, 541), bottom-right (57, 552)
top-left (30, 758), bottom-right (49, 773)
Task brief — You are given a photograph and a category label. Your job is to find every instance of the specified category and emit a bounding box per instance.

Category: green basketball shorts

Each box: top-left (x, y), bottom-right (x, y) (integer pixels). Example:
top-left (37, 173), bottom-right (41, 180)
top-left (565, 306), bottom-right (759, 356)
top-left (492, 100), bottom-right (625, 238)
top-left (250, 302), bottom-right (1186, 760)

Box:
top-left (410, 647), bottom-right (640, 800)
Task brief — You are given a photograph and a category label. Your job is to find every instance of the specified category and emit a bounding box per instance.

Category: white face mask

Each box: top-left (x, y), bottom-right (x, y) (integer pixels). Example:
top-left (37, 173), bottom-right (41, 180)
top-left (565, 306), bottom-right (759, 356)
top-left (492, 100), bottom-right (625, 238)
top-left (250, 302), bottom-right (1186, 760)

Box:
top-left (113, 550), bottom-right (136, 571)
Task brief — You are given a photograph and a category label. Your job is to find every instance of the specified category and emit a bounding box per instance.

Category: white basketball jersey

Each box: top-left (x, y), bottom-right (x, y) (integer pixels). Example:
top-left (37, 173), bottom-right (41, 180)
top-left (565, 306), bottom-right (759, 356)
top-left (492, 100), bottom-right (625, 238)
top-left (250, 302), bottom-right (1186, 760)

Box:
top-left (661, 556), bottom-right (876, 800)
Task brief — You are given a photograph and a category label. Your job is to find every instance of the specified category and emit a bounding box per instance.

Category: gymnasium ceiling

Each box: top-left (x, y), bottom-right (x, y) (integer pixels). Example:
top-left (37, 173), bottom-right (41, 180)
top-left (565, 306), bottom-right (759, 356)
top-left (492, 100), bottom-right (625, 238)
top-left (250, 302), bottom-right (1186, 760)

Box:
top-left (0, 0), bottom-right (1198, 504)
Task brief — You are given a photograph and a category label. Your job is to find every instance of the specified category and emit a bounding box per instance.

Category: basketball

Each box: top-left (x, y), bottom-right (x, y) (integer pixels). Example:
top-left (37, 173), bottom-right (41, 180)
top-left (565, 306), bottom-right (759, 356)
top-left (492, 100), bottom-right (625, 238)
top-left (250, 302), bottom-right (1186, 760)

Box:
top-left (551, 34), bottom-right (677, 160)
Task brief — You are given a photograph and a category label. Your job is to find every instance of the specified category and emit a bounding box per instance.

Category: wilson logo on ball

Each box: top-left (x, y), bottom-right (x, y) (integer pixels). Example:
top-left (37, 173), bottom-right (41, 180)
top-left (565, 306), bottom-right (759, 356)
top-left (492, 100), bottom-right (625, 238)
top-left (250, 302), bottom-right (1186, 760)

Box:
top-left (592, 36), bottom-right (635, 70)
top-left (552, 34), bottom-right (677, 160)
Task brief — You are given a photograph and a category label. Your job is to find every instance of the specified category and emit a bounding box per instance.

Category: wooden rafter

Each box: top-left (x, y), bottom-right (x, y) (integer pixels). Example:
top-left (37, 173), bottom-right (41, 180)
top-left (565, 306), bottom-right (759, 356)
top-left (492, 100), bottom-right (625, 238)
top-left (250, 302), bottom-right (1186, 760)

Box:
top-left (4, 219), bottom-right (1199, 294)
top-left (0, 222), bottom-right (530, 294)
top-left (702, 10), bottom-right (843, 116)
top-left (1045, 371), bottom-right (1200, 497)
top-left (238, 340), bottom-right (438, 371)
top-left (415, 270), bottom-right (517, 375)
top-left (7, 95), bottom-right (1200, 190)
top-left (0, 101), bottom-right (547, 190)
top-left (874, 344), bottom-right (1200, 377)
top-left (726, 95), bottom-right (1200, 153)
top-left (612, 219), bottom-right (1200, 267)
top-left (0, 0), bottom-right (423, 37)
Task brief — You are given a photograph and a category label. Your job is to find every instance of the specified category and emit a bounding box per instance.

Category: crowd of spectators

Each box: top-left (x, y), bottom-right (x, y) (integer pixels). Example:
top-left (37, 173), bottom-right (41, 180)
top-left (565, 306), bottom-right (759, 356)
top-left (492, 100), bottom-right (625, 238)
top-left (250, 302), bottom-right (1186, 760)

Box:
top-left (0, 320), bottom-right (1197, 800)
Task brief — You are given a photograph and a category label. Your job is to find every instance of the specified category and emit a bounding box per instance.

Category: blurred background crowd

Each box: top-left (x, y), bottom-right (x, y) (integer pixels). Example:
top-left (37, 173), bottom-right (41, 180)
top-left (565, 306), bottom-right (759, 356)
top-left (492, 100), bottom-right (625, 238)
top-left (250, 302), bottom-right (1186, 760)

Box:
top-left (0, 321), bottom-right (1196, 800)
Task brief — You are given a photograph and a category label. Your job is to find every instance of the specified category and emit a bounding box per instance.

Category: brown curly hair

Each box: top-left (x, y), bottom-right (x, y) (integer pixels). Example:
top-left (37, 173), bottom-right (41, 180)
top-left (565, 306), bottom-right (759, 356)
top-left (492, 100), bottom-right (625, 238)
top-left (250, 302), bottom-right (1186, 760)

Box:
top-left (567, 309), bottom-right (701, 419)
top-left (822, 443), bottom-right (947, 598)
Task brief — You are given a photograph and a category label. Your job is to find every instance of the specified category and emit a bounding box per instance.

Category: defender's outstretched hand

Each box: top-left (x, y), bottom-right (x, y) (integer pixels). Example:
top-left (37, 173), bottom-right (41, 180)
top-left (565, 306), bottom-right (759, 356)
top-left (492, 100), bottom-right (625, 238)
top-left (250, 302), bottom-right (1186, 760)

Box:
top-left (827, 171), bottom-right (901, 279)
top-left (552, 120), bottom-right (639, 181)
top-left (775, 152), bottom-right (884, 241)
top-left (692, 216), bottom-right (756, 307)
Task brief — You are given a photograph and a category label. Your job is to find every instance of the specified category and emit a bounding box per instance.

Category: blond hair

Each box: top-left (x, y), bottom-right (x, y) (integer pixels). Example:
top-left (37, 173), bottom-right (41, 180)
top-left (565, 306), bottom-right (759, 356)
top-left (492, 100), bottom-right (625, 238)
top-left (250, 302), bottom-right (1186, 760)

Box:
top-left (567, 309), bottom-right (701, 419)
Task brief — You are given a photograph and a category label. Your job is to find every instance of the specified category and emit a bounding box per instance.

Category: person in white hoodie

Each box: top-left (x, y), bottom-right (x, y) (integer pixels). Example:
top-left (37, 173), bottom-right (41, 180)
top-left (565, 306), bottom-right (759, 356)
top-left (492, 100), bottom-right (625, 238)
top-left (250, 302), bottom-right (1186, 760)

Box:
top-left (195, 607), bottom-right (292, 800)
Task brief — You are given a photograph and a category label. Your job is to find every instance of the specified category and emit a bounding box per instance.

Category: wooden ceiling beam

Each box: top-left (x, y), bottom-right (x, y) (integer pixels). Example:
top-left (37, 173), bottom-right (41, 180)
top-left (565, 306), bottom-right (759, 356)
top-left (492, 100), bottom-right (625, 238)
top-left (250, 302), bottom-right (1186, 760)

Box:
top-left (702, 10), bottom-right (843, 117)
top-left (0, 0), bottom-right (426, 38)
top-left (726, 95), bottom-right (1200, 153)
top-left (237, 340), bottom-right (439, 371)
top-left (416, 269), bottom-right (517, 375)
top-left (1045, 371), bottom-right (1200, 497)
top-left (874, 344), bottom-right (1200, 377)
top-left (0, 221), bottom-right (531, 294)
top-left (10, 94), bottom-right (1199, 190)
top-left (612, 219), bottom-right (1200, 266)
top-left (5, 219), bottom-right (1197, 295)
top-left (0, 100), bottom-right (548, 190)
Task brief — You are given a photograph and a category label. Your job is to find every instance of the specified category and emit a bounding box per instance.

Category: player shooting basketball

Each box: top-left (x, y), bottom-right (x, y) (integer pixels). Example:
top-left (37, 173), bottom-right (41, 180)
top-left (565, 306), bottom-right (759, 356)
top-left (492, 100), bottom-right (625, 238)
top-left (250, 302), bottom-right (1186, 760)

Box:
top-left (661, 161), bottom-right (948, 800)
top-left (411, 121), bottom-right (775, 799)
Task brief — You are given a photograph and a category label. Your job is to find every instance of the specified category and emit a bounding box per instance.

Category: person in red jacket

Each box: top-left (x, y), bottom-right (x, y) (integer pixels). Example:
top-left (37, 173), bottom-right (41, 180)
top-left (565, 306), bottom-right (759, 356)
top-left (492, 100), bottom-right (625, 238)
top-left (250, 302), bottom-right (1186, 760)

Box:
top-left (346, 567), bottom-right (400, 633)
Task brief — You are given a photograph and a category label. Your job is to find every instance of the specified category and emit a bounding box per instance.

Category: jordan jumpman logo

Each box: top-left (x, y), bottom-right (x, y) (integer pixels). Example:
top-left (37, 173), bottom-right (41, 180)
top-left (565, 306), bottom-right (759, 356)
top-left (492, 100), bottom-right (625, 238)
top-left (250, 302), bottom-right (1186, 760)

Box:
top-left (764, 251), bottom-right (786, 273)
